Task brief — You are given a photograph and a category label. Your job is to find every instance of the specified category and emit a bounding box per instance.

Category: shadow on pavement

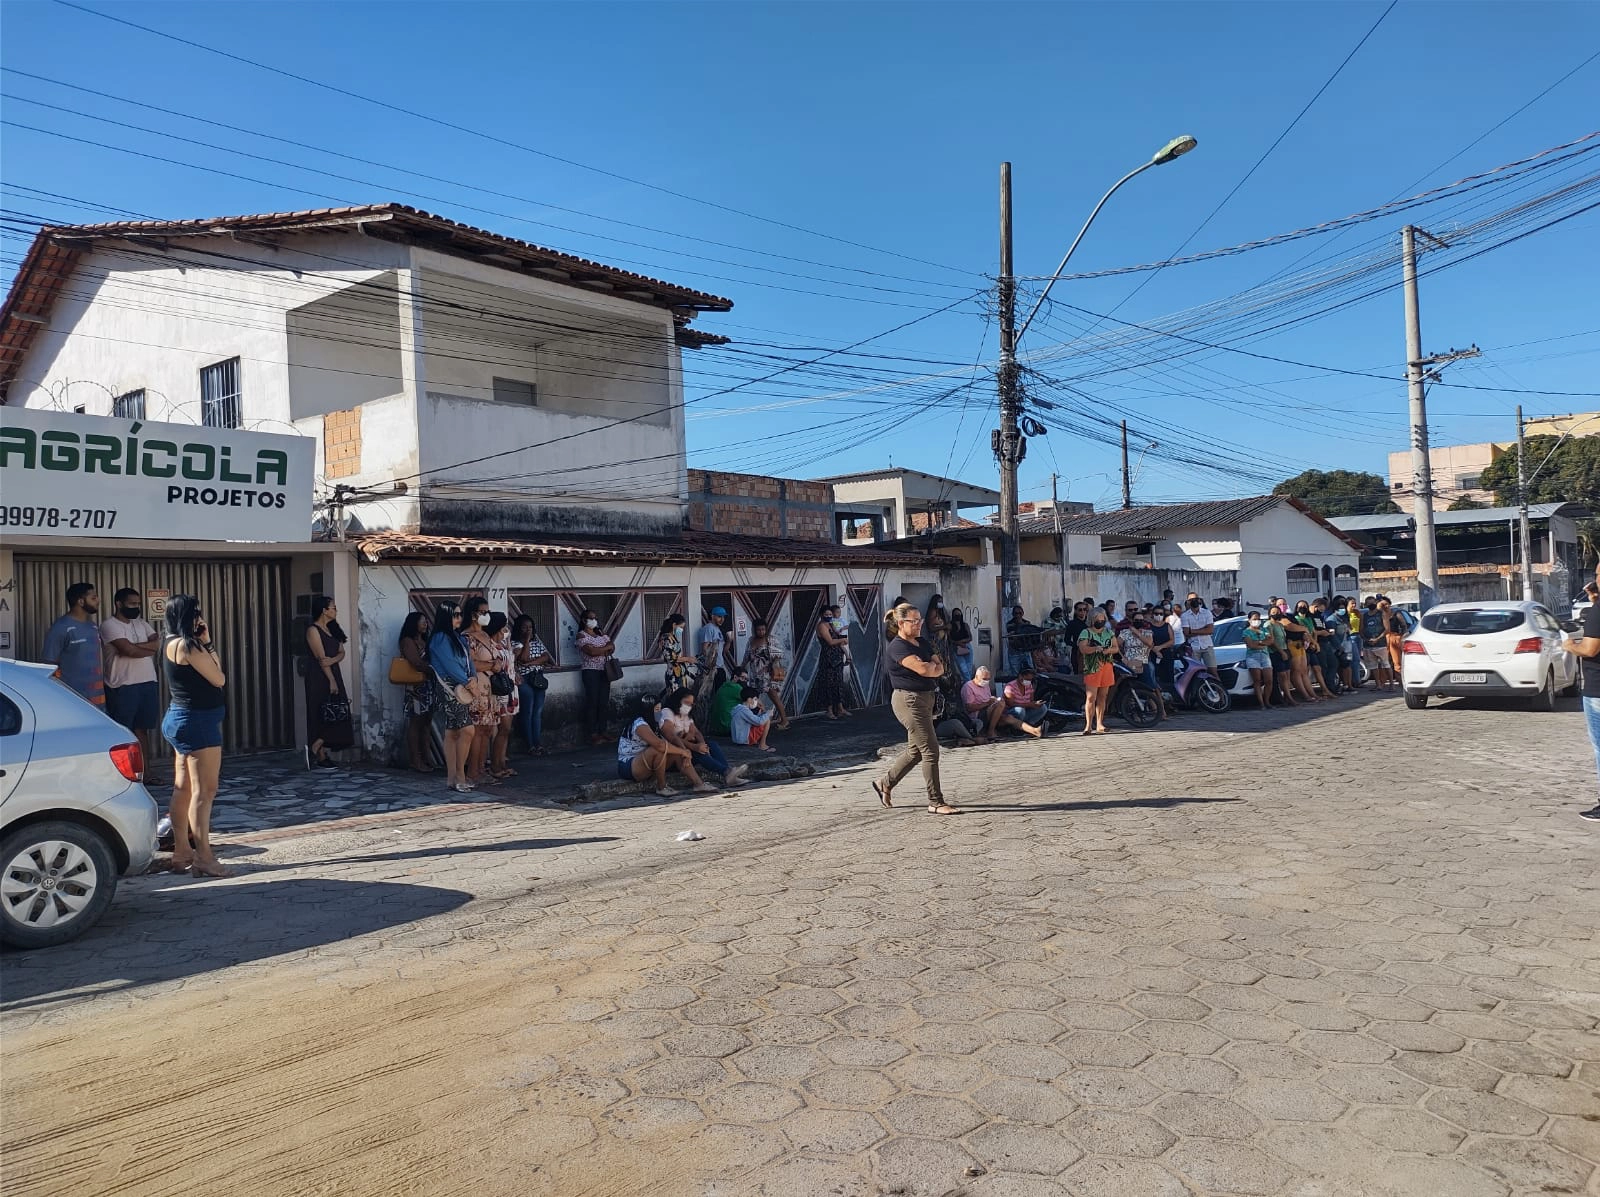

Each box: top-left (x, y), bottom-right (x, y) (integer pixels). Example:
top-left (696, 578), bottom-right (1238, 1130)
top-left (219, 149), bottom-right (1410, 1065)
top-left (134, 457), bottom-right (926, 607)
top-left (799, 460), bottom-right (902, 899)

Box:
top-left (0, 878), bottom-right (472, 1009)
top-left (283, 836), bottom-right (619, 869)
top-left (973, 796), bottom-right (1243, 814)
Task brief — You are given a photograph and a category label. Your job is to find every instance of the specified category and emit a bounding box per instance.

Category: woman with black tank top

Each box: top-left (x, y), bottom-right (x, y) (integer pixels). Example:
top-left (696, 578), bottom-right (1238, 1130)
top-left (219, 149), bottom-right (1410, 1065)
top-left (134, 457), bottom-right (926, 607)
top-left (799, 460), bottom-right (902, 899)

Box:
top-left (160, 594), bottom-right (229, 877)
top-left (872, 601), bottom-right (958, 816)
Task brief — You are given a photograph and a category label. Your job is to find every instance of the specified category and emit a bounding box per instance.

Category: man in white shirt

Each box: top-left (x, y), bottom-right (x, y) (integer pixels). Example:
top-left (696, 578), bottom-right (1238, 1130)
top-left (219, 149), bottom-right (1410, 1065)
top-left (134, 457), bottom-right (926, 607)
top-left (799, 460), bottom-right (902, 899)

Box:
top-left (1164, 603), bottom-right (1186, 650)
top-left (99, 586), bottom-right (161, 759)
top-left (1180, 593), bottom-right (1216, 674)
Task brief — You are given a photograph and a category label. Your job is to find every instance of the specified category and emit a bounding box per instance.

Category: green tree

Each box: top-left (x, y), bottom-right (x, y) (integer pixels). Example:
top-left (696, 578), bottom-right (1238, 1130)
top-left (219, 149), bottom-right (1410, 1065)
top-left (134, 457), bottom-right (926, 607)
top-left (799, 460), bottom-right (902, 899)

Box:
top-left (1272, 469), bottom-right (1398, 517)
top-left (1478, 435), bottom-right (1600, 506)
top-left (1447, 495), bottom-right (1486, 511)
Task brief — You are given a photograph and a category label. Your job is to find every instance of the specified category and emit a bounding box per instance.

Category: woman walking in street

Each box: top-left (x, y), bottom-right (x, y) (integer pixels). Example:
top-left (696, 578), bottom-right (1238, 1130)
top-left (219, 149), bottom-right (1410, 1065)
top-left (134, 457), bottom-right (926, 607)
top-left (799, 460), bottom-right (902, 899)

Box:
top-left (1078, 608), bottom-right (1116, 734)
top-left (743, 619), bottom-right (790, 730)
top-left (428, 601), bottom-right (476, 793)
top-left (304, 595), bottom-right (350, 769)
top-left (873, 601), bottom-right (957, 815)
top-left (577, 609), bottom-right (616, 744)
top-left (512, 614), bottom-right (553, 756)
top-left (397, 611), bottom-right (436, 773)
top-left (815, 603), bottom-right (851, 720)
top-left (160, 595), bottom-right (229, 877)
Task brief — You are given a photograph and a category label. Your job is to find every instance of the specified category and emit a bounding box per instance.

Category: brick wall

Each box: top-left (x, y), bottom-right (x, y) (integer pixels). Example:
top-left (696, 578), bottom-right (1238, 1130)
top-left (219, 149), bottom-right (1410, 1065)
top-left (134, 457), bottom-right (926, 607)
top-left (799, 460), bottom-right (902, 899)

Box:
top-left (323, 407), bottom-right (362, 479)
top-left (686, 469), bottom-right (835, 541)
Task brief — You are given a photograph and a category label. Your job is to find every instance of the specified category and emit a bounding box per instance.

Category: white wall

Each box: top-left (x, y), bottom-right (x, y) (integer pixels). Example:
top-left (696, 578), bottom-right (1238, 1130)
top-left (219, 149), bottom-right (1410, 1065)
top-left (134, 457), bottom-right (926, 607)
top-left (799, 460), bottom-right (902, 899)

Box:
top-left (286, 273), bottom-right (404, 418)
top-left (1237, 505), bottom-right (1361, 606)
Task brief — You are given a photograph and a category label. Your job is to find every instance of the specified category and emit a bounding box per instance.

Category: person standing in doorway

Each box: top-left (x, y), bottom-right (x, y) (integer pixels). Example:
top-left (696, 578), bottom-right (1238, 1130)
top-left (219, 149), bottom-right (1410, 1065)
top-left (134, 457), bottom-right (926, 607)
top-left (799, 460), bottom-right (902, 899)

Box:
top-left (43, 581), bottom-right (104, 707)
top-left (100, 587), bottom-right (160, 761)
top-left (428, 601), bottom-right (475, 793)
top-left (693, 606), bottom-right (733, 731)
top-left (512, 614), bottom-right (553, 757)
top-left (873, 602), bottom-right (957, 815)
top-left (743, 620), bottom-right (790, 730)
top-left (1560, 561), bottom-right (1600, 820)
top-left (815, 603), bottom-right (851, 720)
top-left (576, 608), bottom-right (615, 744)
top-left (160, 595), bottom-right (228, 877)
top-left (304, 595), bottom-right (351, 769)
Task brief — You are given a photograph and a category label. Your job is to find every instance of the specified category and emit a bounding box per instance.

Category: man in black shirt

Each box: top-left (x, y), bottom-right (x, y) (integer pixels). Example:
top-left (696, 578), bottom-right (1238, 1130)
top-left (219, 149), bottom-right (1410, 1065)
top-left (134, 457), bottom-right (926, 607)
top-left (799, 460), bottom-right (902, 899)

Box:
top-left (1063, 602), bottom-right (1089, 674)
top-left (1560, 563), bottom-right (1600, 820)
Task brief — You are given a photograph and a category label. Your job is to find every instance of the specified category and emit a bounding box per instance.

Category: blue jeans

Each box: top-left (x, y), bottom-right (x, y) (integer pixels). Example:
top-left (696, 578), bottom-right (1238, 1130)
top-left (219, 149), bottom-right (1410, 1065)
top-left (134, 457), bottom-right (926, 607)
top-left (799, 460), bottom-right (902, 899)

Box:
top-left (516, 681), bottom-right (546, 749)
top-left (692, 741), bottom-right (731, 777)
top-left (956, 653), bottom-right (976, 684)
top-left (1584, 698), bottom-right (1600, 794)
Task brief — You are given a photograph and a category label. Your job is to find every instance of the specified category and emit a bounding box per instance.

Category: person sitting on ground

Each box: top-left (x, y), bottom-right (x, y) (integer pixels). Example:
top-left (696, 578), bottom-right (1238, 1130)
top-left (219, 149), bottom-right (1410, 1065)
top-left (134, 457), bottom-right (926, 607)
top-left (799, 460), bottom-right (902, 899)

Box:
top-left (710, 665), bottom-right (750, 736)
top-left (618, 696), bottom-right (715, 797)
top-left (1003, 667), bottom-right (1049, 731)
top-left (962, 665), bottom-right (1041, 738)
top-left (659, 687), bottom-right (749, 786)
top-left (729, 685), bottom-right (776, 753)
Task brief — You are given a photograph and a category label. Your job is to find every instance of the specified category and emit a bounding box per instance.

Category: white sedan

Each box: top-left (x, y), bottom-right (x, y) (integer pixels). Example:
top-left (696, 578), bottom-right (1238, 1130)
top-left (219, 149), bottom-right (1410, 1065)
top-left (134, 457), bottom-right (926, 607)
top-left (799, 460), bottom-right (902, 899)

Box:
top-left (1401, 601), bottom-right (1579, 711)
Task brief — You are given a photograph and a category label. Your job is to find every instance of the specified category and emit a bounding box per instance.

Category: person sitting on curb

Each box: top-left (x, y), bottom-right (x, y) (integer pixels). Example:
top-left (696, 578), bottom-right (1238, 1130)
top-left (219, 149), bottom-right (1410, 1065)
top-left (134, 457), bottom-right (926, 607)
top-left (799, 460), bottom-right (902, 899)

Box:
top-left (961, 666), bottom-right (1042, 739)
top-left (1003, 667), bottom-right (1050, 733)
top-left (729, 685), bottom-right (776, 753)
top-left (710, 665), bottom-right (750, 736)
top-left (618, 697), bottom-right (715, 797)
top-left (659, 687), bottom-right (749, 787)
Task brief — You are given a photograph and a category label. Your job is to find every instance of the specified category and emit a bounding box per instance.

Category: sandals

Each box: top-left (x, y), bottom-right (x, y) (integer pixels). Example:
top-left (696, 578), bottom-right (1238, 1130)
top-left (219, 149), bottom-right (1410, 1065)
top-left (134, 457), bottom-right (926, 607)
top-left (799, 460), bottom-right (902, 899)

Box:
top-left (872, 782), bottom-right (893, 808)
top-left (927, 803), bottom-right (959, 816)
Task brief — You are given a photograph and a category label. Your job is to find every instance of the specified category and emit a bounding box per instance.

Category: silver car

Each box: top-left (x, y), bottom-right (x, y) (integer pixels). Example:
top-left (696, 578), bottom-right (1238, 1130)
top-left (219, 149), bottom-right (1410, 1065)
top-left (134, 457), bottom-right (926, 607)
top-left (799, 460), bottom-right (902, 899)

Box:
top-left (1, 660), bottom-right (159, 949)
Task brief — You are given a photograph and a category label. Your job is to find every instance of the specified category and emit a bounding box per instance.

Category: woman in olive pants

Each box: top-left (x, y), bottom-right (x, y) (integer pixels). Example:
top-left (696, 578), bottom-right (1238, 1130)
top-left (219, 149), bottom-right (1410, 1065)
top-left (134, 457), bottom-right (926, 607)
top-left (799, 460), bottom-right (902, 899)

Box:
top-left (873, 601), bottom-right (958, 816)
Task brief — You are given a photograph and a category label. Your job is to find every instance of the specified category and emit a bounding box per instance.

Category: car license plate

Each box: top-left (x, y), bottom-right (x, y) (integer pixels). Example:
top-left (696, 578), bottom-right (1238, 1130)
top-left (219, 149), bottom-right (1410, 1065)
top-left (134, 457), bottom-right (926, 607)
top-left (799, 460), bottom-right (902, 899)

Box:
top-left (1449, 672), bottom-right (1487, 684)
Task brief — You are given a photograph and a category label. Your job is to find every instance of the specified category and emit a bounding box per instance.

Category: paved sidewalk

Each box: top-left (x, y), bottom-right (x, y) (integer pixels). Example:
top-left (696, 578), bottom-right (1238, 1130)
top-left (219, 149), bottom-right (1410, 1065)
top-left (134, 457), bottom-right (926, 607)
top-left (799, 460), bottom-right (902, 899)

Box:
top-left (5, 691), bottom-right (1596, 1197)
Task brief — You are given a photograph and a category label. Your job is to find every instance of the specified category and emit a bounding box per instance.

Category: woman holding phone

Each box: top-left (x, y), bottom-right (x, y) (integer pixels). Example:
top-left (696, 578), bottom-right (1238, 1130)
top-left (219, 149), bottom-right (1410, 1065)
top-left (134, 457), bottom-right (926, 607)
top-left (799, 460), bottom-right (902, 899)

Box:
top-left (160, 595), bottom-right (229, 877)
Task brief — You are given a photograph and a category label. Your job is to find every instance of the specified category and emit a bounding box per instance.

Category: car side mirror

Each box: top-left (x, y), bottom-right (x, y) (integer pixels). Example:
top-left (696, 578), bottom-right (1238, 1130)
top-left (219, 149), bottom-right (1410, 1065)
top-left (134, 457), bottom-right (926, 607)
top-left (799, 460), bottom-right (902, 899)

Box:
top-left (1561, 620), bottom-right (1580, 634)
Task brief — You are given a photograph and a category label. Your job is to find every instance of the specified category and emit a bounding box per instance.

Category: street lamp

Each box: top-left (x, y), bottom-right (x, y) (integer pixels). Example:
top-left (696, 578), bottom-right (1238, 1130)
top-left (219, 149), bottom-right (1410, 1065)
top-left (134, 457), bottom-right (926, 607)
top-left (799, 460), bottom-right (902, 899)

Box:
top-left (994, 136), bottom-right (1198, 668)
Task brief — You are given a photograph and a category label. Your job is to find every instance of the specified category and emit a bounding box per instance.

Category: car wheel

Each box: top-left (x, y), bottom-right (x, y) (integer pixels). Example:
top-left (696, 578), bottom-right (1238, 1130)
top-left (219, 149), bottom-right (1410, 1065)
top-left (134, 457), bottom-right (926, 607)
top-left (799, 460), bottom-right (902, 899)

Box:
top-left (1529, 670), bottom-right (1557, 712)
top-left (1404, 691), bottom-right (1428, 710)
top-left (0, 821), bottom-right (120, 949)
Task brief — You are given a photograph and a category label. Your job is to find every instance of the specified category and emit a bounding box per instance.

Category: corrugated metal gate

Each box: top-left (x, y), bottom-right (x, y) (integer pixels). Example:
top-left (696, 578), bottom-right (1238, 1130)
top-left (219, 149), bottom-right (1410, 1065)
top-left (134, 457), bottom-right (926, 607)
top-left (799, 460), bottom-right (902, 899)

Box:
top-left (13, 555), bottom-right (294, 757)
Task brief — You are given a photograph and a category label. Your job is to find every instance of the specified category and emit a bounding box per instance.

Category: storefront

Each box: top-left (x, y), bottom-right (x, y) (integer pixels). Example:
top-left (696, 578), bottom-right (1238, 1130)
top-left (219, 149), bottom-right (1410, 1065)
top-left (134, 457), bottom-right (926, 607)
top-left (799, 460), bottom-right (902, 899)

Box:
top-left (0, 406), bottom-right (333, 757)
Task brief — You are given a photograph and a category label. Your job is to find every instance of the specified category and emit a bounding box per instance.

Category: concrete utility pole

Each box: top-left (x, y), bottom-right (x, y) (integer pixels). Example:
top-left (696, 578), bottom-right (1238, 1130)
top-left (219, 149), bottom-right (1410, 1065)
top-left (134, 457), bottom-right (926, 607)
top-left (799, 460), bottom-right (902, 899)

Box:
top-left (996, 163), bottom-right (1022, 671)
top-left (1053, 472), bottom-right (1068, 609)
top-left (1516, 405), bottom-right (1534, 600)
top-left (1402, 225), bottom-right (1440, 612)
top-left (1121, 421), bottom-right (1132, 509)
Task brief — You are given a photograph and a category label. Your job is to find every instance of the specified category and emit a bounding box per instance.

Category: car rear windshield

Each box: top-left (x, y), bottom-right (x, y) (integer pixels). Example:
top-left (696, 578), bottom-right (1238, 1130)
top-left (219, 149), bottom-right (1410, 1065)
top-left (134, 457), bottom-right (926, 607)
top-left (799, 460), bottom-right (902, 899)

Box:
top-left (1421, 609), bottom-right (1526, 635)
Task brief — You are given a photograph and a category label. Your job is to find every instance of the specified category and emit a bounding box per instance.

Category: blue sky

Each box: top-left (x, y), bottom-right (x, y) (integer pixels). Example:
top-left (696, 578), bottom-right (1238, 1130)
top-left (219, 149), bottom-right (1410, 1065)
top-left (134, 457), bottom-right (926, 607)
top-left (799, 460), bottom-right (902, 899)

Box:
top-left (3, 0), bottom-right (1597, 512)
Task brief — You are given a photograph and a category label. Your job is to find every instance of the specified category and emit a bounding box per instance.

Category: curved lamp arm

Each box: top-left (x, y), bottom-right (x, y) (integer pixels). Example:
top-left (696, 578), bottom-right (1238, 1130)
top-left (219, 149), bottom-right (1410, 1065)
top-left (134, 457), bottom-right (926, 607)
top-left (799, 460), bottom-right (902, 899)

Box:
top-left (1015, 135), bottom-right (1198, 347)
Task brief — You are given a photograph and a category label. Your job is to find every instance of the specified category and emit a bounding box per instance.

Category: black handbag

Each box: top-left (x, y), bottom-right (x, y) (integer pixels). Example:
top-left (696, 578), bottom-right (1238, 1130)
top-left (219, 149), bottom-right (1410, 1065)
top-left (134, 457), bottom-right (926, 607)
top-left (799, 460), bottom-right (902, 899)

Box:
top-left (490, 670), bottom-right (514, 697)
top-left (527, 669), bottom-right (549, 692)
top-left (320, 698), bottom-right (351, 724)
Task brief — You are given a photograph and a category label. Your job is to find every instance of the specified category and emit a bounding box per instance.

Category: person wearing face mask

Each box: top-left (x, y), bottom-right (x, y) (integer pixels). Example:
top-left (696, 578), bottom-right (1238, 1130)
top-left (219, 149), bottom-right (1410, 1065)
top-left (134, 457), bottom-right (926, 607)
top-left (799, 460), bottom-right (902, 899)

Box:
top-left (659, 687), bottom-right (748, 786)
top-left (100, 586), bottom-right (161, 760)
top-left (1241, 612), bottom-right (1274, 708)
top-left (576, 608), bottom-right (615, 745)
top-left (875, 603), bottom-right (956, 814)
top-left (1359, 597), bottom-right (1394, 689)
top-left (1296, 601), bottom-right (1332, 698)
top-left (459, 596), bottom-right (500, 783)
top-left (618, 697), bottom-right (714, 797)
top-left (743, 620), bottom-right (790, 731)
top-left (729, 685), bottom-right (777, 753)
top-left (657, 614), bottom-right (697, 699)
top-left (429, 601), bottom-right (476, 792)
top-left (1179, 594), bottom-right (1216, 674)
top-left (304, 594), bottom-right (352, 769)
top-left (1078, 608), bottom-right (1117, 734)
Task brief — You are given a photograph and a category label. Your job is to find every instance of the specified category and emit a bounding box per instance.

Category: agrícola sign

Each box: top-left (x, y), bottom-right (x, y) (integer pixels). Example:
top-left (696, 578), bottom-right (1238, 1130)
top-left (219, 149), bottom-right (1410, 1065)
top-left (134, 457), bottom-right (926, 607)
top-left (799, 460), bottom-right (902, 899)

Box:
top-left (0, 407), bottom-right (314, 542)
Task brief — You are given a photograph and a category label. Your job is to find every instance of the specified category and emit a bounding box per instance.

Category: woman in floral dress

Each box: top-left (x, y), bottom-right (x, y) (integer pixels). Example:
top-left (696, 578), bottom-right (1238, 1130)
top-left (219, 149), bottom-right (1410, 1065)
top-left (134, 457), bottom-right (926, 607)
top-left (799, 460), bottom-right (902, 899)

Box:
top-left (657, 614), bottom-right (698, 700)
top-left (743, 619), bottom-right (789, 730)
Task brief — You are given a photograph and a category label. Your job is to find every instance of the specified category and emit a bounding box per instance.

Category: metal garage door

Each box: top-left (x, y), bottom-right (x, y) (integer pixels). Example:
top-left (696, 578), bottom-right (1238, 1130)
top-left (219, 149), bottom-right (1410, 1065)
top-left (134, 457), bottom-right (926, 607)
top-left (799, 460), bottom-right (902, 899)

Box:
top-left (13, 555), bottom-right (294, 757)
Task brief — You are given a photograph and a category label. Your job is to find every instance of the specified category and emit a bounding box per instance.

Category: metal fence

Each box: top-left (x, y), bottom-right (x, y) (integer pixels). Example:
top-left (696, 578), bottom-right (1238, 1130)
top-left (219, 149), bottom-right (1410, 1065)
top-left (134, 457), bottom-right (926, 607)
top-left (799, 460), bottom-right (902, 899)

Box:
top-left (13, 554), bottom-right (295, 757)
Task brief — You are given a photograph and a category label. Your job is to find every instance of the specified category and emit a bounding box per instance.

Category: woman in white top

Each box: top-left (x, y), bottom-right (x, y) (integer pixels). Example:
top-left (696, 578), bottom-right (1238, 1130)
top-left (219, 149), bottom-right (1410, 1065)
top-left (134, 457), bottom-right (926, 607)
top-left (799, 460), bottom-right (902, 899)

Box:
top-left (617, 698), bottom-right (714, 797)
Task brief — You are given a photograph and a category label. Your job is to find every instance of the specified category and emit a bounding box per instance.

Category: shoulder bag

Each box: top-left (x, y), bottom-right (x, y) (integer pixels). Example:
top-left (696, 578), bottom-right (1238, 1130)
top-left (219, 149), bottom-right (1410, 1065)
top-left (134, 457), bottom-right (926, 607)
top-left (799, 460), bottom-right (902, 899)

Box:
top-left (604, 655), bottom-right (625, 684)
top-left (389, 656), bottom-right (426, 686)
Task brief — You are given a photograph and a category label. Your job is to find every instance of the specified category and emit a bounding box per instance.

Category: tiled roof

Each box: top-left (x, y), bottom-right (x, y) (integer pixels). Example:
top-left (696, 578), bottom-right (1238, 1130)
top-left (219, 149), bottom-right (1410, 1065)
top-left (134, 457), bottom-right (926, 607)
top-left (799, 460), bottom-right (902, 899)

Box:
top-left (2, 203), bottom-right (732, 396)
top-left (1025, 495), bottom-right (1363, 550)
top-left (356, 528), bottom-right (954, 568)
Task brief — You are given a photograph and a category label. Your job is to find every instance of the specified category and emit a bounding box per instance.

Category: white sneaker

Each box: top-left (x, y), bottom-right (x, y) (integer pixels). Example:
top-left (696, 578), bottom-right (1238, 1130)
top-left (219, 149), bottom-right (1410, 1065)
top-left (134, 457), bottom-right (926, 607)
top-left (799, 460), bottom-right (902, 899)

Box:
top-left (725, 765), bottom-right (749, 786)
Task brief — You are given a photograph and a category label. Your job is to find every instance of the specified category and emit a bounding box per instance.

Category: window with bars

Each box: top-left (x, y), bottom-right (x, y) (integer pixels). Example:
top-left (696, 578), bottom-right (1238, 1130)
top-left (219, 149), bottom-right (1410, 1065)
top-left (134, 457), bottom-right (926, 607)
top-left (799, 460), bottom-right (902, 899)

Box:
top-left (641, 591), bottom-right (685, 646)
top-left (200, 357), bottom-right (242, 428)
top-left (1285, 564), bottom-right (1320, 594)
top-left (112, 389), bottom-right (146, 420)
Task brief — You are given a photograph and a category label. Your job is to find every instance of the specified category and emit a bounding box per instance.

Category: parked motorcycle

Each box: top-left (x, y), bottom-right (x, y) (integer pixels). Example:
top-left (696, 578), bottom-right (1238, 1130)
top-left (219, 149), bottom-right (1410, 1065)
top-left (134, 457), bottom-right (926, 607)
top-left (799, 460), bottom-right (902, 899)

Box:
top-left (1034, 665), bottom-right (1162, 730)
top-left (1157, 644), bottom-right (1231, 713)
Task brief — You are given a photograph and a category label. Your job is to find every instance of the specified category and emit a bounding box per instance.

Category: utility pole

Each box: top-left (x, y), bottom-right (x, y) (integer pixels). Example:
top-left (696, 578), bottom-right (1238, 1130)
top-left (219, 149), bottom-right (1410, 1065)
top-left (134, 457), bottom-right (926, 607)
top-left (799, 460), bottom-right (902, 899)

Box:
top-left (1402, 225), bottom-right (1440, 612)
top-left (1121, 420), bottom-right (1132, 509)
top-left (1516, 405), bottom-right (1534, 600)
top-left (996, 162), bottom-right (1022, 670)
top-left (1053, 472), bottom-right (1068, 610)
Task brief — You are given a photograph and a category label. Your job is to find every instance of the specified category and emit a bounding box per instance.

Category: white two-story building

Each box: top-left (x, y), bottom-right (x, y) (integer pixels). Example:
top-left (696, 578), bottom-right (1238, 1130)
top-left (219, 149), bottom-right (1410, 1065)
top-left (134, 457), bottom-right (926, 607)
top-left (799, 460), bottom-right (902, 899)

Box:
top-left (0, 204), bottom-right (943, 756)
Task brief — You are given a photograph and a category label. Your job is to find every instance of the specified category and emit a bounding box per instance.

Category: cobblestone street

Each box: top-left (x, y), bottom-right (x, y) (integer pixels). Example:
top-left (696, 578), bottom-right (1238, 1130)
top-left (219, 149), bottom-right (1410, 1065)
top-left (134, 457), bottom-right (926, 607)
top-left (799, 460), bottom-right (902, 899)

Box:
top-left (3, 691), bottom-right (1598, 1197)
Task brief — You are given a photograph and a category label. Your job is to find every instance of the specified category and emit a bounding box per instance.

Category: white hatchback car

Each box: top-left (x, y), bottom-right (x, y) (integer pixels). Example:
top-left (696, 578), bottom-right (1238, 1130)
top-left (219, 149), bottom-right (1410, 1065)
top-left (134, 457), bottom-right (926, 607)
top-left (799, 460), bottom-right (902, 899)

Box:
top-left (1401, 601), bottom-right (1580, 711)
top-left (0, 660), bottom-right (159, 948)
